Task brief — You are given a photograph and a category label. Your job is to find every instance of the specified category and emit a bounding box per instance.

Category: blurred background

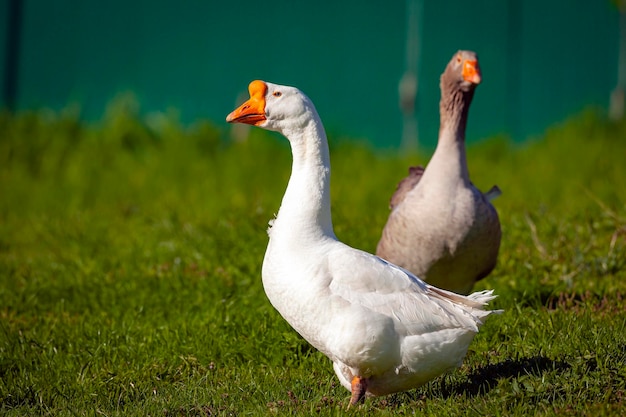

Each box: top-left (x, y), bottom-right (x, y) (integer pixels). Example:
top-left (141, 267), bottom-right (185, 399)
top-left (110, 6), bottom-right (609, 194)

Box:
top-left (1, 0), bottom-right (624, 149)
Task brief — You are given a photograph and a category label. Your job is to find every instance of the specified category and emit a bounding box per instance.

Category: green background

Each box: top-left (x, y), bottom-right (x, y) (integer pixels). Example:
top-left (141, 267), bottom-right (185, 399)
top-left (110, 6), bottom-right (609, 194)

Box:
top-left (1, 0), bottom-right (620, 147)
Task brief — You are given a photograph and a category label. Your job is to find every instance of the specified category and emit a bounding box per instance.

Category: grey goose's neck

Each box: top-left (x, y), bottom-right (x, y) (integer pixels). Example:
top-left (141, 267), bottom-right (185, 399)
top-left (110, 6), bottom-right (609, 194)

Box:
top-left (428, 78), bottom-right (476, 184)
top-left (439, 81), bottom-right (475, 144)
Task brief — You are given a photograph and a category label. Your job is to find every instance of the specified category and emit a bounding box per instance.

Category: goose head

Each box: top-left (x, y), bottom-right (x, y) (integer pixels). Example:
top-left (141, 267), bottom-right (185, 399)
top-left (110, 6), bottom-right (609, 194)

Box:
top-left (226, 80), bottom-right (317, 137)
top-left (442, 50), bottom-right (482, 93)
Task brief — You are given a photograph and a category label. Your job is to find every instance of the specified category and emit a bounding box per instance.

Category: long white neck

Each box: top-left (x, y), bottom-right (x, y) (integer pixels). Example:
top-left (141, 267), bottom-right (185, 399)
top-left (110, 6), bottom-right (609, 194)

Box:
top-left (270, 113), bottom-right (335, 242)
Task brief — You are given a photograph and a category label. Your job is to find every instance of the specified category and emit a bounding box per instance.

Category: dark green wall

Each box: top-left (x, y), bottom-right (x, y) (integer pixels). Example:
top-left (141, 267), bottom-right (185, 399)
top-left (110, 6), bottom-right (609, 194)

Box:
top-left (1, 0), bottom-right (621, 148)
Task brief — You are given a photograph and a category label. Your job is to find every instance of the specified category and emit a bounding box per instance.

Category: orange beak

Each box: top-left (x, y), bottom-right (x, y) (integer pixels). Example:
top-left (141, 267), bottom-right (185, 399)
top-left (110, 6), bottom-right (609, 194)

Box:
top-left (226, 80), bottom-right (268, 125)
top-left (462, 59), bottom-right (482, 85)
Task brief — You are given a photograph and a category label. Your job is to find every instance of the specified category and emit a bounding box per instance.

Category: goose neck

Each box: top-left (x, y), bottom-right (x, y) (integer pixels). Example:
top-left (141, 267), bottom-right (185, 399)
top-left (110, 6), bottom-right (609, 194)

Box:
top-left (431, 87), bottom-right (474, 182)
top-left (276, 117), bottom-right (335, 240)
top-left (439, 88), bottom-right (473, 143)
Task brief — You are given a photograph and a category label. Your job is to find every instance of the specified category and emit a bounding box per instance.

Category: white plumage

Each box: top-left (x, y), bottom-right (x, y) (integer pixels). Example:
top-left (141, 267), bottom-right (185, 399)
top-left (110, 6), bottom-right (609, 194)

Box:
top-left (226, 80), bottom-right (501, 404)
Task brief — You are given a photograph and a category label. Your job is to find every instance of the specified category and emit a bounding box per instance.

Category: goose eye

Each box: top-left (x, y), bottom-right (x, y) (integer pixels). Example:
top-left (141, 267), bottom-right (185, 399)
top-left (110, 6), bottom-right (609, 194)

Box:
top-left (273, 91), bottom-right (282, 97)
top-left (456, 55), bottom-right (462, 64)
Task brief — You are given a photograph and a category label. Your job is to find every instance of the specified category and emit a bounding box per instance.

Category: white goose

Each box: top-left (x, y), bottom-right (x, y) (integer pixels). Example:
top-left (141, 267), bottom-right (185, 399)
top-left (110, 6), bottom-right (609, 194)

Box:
top-left (226, 80), bottom-right (501, 405)
top-left (377, 51), bottom-right (502, 295)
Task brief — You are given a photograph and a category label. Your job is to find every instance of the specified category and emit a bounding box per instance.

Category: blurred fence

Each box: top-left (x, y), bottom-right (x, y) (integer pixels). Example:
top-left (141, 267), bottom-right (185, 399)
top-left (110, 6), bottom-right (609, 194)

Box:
top-left (0, 0), bottom-right (622, 148)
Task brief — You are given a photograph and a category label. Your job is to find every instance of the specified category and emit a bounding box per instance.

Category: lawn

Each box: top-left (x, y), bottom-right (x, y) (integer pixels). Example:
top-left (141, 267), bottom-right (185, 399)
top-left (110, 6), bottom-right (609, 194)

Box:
top-left (0, 101), bottom-right (625, 416)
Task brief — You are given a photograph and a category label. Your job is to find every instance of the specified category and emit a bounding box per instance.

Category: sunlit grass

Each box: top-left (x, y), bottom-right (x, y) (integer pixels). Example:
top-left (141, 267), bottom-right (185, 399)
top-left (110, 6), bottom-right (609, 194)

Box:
top-left (0, 103), bottom-right (625, 416)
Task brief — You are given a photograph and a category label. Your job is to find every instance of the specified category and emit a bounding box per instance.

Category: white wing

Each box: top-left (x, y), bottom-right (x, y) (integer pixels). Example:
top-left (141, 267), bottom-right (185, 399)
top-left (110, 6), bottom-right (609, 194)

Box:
top-left (327, 243), bottom-right (495, 337)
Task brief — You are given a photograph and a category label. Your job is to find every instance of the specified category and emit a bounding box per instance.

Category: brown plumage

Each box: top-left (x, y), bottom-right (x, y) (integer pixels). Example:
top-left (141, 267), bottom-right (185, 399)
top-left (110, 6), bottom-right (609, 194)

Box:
top-left (376, 50), bottom-right (501, 295)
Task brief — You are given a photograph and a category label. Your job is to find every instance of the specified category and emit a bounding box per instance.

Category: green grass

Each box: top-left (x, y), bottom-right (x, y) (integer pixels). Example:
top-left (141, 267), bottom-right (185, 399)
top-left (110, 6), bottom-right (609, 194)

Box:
top-left (0, 101), bottom-right (625, 416)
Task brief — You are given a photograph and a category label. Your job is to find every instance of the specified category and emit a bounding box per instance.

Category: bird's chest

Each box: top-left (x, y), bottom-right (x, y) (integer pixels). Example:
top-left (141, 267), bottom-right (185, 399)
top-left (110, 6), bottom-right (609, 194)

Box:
top-left (407, 184), bottom-right (478, 243)
top-left (261, 240), bottom-right (333, 341)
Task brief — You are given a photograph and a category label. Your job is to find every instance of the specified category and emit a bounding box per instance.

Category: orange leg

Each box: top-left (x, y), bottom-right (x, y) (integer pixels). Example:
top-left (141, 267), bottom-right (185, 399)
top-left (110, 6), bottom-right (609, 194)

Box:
top-left (349, 376), bottom-right (368, 406)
